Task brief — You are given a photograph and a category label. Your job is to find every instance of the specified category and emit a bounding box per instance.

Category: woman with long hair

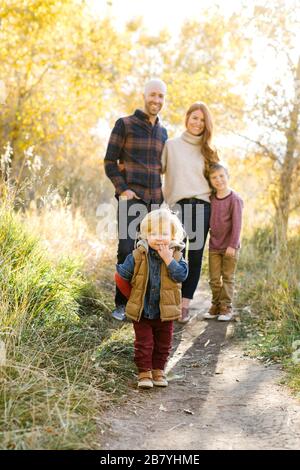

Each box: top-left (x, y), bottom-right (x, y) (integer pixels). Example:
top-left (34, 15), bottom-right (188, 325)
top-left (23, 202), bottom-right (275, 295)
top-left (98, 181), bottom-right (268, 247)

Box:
top-left (162, 102), bottom-right (219, 323)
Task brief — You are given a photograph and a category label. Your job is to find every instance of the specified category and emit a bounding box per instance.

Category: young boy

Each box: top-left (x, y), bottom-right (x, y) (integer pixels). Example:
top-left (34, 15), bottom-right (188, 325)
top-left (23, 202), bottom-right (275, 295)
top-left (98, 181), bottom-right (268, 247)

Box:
top-left (203, 163), bottom-right (243, 321)
top-left (116, 208), bottom-right (188, 389)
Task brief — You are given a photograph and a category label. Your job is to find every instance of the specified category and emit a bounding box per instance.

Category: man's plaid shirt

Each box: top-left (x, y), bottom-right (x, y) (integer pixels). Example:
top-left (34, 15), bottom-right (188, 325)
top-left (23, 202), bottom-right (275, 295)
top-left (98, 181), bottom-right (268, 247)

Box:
top-left (104, 109), bottom-right (168, 204)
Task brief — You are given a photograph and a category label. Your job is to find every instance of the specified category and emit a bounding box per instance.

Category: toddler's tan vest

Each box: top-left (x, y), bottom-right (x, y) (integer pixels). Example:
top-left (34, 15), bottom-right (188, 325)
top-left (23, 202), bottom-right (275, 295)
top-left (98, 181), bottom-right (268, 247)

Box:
top-left (125, 245), bottom-right (182, 322)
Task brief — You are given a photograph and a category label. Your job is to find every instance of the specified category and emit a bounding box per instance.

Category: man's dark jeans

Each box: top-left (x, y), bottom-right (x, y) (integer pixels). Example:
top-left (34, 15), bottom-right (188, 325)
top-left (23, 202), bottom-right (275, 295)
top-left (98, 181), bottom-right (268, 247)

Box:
top-left (115, 198), bottom-right (151, 307)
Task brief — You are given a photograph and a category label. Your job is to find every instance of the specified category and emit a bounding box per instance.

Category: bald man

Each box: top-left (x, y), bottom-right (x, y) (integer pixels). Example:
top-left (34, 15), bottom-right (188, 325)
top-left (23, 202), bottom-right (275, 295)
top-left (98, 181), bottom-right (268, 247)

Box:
top-left (104, 79), bottom-right (168, 320)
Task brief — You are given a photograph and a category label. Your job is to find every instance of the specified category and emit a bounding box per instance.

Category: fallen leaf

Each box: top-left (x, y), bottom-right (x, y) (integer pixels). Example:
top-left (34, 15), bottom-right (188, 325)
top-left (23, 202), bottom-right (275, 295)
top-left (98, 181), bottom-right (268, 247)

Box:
top-left (166, 373), bottom-right (185, 382)
top-left (183, 409), bottom-right (194, 415)
top-left (159, 404), bottom-right (167, 412)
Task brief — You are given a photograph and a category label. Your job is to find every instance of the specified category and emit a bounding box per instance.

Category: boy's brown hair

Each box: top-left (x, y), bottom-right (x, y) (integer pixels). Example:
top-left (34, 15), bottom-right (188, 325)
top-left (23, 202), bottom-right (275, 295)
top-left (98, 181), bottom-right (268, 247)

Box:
top-left (208, 163), bottom-right (229, 177)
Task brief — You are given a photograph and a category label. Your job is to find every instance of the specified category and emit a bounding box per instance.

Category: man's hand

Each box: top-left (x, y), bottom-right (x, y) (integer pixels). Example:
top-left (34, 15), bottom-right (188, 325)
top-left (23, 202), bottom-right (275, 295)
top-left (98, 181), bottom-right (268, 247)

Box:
top-left (118, 162), bottom-right (125, 172)
top-left (225, 247), bottom-right (236, 257)
top-left (120, 189), bottom-right (141, 200)
top-left (157, 245), bottom-right (174, 265)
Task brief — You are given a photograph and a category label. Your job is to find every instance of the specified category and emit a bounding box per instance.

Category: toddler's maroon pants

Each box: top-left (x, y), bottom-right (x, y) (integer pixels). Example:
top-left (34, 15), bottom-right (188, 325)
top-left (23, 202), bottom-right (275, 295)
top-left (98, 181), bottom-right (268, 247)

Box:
top-left (133, 317), bottom-right (173, 372)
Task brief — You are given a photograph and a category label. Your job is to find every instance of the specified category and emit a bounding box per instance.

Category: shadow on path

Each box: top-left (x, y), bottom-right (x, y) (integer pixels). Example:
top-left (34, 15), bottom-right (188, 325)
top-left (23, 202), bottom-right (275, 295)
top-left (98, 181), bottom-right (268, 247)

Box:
top-left (100, 283), bottom-right (300, 450)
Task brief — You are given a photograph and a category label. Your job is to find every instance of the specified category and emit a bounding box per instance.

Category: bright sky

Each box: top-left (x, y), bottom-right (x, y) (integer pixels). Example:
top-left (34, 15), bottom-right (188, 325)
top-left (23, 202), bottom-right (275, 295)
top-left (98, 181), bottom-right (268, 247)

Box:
top-left (87, 0), bottom-right (238, 35)
top-left (87, 0), bottom-right (298, 89)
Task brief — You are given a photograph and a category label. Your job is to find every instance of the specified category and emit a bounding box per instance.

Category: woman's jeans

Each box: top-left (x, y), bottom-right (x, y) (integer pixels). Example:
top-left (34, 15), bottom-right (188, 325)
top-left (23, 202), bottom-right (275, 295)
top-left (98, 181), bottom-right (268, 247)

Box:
top-left (176, 198), bottom-right (210, 299)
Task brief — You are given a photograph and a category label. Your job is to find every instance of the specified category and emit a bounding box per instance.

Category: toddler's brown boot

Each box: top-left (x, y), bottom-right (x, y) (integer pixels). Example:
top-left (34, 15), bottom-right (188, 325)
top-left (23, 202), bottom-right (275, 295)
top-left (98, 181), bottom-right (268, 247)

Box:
top-left (152, 369), bottom-right (168, 387)
top-left (138, 371), bottom-right (153, 389)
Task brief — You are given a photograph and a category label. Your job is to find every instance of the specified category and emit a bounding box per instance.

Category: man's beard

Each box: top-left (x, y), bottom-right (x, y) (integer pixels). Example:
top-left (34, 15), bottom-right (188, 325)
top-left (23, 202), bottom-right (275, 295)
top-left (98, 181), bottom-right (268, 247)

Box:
top-left (145, 102), bottom-right (161, 116)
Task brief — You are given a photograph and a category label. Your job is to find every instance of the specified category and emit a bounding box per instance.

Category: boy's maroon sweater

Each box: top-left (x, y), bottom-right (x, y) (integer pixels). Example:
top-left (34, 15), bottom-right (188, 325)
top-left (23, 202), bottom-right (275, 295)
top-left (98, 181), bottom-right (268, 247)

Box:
top-left (209, 191), bottom-right (243, 251)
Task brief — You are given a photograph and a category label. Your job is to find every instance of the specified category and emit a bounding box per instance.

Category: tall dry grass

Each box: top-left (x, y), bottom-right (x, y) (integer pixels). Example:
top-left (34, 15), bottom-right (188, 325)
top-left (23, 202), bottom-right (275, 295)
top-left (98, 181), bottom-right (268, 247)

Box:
top-left (0, 154), bottom-right (134, 449)
top-left (236, 227), bottom-right (300, 392)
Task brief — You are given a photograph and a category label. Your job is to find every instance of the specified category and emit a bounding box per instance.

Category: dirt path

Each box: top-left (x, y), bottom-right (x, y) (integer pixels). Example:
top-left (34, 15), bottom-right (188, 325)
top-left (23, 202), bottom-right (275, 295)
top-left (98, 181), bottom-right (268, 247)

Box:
top-left (101, 284), bottom-right (300, 450)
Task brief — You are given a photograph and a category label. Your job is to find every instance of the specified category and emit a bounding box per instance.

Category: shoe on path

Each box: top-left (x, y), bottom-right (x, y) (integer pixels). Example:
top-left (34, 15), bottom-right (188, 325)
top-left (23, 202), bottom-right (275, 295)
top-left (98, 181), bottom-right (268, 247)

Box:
top-left (111, 305), bottom-right (126, 321)
top-left (177, 307), bottom-right (190, 324)
top-left (203, 304), bottom-right (219, 319)
top-left (152, 369), bottom-right (168, 387)
top-left (138, 371), bottom-right (153, 389)
top-left (218, 306), bottom-right (234, 321)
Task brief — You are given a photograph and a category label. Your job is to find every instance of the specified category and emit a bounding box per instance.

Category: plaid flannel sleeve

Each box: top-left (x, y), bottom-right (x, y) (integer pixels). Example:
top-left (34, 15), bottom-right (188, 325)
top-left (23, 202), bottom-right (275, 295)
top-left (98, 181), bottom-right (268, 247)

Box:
top-left (104, 118), bottom-right (129, 195)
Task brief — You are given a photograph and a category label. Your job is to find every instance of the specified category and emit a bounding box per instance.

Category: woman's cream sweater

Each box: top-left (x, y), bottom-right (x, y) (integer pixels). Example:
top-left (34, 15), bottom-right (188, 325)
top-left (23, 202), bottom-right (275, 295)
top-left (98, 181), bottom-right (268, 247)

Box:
top-left (161, 131), bottom-right (211, 206)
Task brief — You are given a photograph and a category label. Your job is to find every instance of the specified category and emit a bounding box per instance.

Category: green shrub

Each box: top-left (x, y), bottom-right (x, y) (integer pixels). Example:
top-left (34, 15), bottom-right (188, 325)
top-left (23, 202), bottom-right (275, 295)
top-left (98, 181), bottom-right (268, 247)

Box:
top-left (0, 207), bottom-right (85, 332)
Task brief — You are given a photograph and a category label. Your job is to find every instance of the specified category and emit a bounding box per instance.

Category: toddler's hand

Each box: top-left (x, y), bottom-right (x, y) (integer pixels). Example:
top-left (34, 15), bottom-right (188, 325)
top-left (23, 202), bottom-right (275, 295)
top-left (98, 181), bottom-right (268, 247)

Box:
top-left (157, 245), bottom-right (173, 265)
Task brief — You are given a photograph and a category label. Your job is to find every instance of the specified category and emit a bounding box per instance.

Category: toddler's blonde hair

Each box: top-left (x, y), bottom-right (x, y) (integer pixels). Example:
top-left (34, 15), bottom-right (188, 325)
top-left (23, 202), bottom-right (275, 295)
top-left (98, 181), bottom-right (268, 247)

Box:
top-left (140, 208), bottom-right (185, 243)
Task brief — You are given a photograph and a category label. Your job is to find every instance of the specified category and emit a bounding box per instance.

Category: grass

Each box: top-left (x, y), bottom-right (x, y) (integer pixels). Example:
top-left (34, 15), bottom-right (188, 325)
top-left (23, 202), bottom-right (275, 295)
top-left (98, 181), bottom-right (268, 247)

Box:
top-left (0, 202), bottom-right (135, 449)
top-left (0, 208), bottom-right (83, 330)
top-left (235, 227), bottom-right (300, 392)
top-left (5, 191), bottom-right (300, 447)
top-left (0, 316), bottom-right (135, 449)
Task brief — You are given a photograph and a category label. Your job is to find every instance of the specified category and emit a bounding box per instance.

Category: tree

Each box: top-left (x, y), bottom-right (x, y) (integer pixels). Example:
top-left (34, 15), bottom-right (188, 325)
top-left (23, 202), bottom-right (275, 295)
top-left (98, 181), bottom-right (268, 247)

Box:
top-left (0, 0), bottom-right (133, 206)
top-left (241, 1), bottom-right (300, 245)
top-left (117, 8), bottom-right (249, 136)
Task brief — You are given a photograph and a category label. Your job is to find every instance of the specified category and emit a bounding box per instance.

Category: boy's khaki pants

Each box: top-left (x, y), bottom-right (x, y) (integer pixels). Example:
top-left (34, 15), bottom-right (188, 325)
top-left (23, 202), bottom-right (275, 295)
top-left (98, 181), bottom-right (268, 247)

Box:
top-left (209, 251), bottom-right (239, 308)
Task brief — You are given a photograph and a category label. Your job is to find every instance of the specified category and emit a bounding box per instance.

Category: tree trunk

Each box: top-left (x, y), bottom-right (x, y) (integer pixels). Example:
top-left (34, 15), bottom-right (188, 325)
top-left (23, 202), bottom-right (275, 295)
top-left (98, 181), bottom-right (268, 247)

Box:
top-left (274, 56), bottom-right (300, 247)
